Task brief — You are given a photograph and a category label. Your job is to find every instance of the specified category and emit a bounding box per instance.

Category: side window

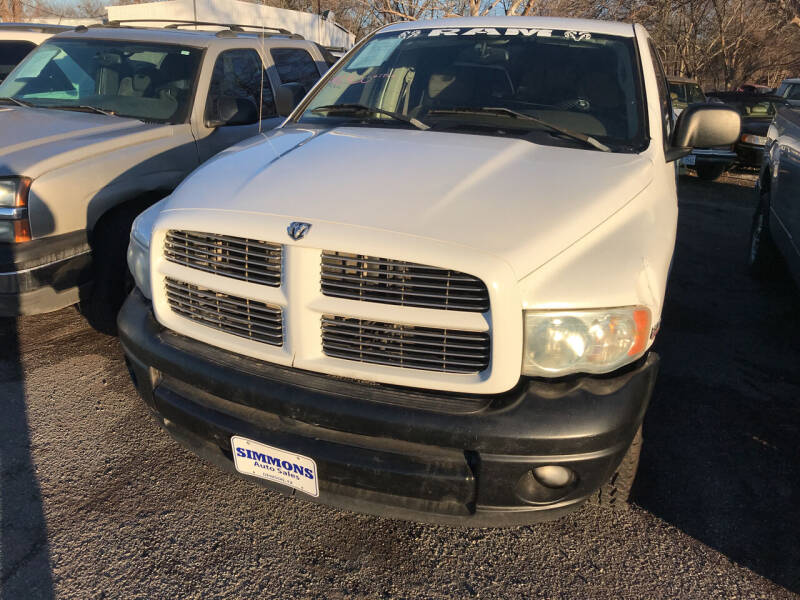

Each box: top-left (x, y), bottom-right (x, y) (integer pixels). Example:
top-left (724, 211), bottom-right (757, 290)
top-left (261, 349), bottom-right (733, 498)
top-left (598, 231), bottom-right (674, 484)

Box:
top-left (0, 40), bottom-right (36, 81)
top-left (206, 49), bottom-right (276, 120)
top-left (647, 40), bottom-right (673, 150)
top-left (270, 48), bottom-right (320, 94)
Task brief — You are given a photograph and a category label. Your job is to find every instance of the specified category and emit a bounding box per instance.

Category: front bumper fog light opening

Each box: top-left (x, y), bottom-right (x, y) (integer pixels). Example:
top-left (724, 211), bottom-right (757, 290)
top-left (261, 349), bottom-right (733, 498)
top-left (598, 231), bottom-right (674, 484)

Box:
top-left (515, 465), bottom-right (577, 505)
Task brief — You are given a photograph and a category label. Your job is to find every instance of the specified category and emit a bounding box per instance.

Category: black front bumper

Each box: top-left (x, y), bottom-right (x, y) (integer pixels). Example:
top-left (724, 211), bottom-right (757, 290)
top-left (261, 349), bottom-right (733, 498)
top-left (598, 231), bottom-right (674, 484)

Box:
top-left (119, 290), bottom-right (659, 526)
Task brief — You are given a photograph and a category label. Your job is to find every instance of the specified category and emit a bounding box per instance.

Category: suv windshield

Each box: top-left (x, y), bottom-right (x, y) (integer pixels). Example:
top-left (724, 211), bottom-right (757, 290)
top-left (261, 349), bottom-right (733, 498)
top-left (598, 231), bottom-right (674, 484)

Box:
top-left (0, 38), bottom-right (203, 123)
top-left (297, 27), bottom-right (647, 152)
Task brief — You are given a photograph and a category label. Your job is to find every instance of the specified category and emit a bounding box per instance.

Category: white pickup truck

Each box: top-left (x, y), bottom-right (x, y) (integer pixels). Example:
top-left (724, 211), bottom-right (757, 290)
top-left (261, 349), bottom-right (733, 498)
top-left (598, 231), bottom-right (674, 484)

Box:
top-left (119, 17), bottom-right (740, 525)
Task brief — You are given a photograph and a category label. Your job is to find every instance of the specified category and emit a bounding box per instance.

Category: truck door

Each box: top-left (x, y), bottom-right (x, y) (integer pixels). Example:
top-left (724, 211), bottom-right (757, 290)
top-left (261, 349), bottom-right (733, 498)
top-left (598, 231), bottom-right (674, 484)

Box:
top-left (194, 48), bottom-right (282, 162)
top-left (774, 111), bottom-right (800, 258)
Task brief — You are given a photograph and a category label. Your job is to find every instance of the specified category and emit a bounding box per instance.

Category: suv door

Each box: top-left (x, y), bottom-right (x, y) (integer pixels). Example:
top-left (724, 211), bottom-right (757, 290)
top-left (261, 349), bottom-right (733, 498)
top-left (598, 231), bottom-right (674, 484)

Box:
top-left (196, 48), bottom-right (282, 161)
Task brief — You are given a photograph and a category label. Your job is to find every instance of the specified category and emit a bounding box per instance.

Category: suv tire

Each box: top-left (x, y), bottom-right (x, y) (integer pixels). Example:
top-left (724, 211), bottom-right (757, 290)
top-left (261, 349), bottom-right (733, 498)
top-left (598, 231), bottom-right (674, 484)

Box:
top-left (81, 204), bottom-right (140, 334)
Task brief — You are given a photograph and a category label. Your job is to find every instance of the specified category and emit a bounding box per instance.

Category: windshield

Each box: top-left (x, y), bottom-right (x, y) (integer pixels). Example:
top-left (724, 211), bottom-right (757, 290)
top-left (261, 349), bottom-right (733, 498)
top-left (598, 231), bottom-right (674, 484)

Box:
top-left (297, 28), bottom-right (647, 152)
top-left (732, 98), bottom-right (780, 118)
top-left (0, 38), bottom-right (203, 123)
top-left (0, 40), bottom-right (36, 82)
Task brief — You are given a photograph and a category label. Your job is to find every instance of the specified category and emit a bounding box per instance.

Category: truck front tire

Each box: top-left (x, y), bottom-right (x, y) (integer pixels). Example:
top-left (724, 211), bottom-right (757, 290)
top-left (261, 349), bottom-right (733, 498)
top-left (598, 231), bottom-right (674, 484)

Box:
top-left (589, 425), bottom-right (642, 508)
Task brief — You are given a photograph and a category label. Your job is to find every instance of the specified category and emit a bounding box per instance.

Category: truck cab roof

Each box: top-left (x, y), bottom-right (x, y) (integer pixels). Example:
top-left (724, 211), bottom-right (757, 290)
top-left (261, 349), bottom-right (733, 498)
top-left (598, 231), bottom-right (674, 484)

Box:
top-left (380, 16), bottom-right (637, 37)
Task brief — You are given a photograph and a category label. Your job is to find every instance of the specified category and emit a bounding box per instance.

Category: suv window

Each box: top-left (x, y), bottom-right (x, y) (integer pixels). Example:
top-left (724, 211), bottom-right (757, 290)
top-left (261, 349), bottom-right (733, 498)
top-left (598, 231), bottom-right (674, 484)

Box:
top-left (648, 41), bottom-right (673, 148)
top-left (207, 49), bottom-right (276, 120)
top-left (0, 40), bottom-right (36, 82)
top-left (270, 48), bottom-right (320, 94)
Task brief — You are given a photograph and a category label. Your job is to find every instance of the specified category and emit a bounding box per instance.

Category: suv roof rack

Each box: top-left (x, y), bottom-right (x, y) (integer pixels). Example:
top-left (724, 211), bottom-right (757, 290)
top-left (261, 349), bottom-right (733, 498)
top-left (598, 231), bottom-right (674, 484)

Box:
top-left (101, 19), bottom-right (302, 39)
top-left (0, 22), bottom-right (73, 33)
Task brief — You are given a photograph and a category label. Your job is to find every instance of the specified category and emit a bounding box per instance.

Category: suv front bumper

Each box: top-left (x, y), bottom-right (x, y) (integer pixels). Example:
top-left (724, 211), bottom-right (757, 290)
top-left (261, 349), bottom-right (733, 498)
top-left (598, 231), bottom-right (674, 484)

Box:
top-left (119, 290), bottom-right (658, 526)
top-left (0, 232), bottom-right (92, 316)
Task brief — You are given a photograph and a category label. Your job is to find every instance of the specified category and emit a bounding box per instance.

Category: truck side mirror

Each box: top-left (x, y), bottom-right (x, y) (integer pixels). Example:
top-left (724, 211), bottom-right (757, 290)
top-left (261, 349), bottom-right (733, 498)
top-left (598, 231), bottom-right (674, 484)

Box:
top-left (666, 104), bottom-right (741, 161)
top-left (276, 83), bottom-right (306, 117)
top-left (205, 96), bottom-right (259, 128)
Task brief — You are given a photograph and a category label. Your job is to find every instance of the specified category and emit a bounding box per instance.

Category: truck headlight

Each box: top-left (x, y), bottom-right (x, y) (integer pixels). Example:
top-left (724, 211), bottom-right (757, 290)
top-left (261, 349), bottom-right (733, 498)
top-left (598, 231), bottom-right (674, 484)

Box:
top-left (0, 177), bottom-right (32, 243)
top-left (127, 201), bottom-right (162, 299)
top-left (522, 307), bottom-right (651, 377)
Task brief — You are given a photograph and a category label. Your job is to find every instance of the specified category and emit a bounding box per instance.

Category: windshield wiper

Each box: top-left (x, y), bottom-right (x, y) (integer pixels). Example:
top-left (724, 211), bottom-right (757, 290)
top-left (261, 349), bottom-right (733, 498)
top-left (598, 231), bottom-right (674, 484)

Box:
top-left (47, 104), bottom-right (116, 117)
top-left (310, 103), bottom-right (429, 131)
top-left (0, 96), bottom-right (32, 108)
top-left (427, 106), bottom-right (611, 152)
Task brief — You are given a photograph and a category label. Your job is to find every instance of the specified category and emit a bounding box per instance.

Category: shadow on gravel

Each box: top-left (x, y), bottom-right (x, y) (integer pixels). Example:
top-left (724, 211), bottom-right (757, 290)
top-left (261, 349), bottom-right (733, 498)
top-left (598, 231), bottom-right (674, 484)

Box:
top-left (0, 316), bottom-right (54, 599)
top-left (632, 176), bottom-right (800, 593)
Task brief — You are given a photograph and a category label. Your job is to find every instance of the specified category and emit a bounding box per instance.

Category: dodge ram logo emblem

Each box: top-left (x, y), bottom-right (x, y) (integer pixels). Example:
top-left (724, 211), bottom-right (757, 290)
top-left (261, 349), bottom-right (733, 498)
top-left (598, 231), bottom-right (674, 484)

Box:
top-left (287, 222), bottom-right (311, 240)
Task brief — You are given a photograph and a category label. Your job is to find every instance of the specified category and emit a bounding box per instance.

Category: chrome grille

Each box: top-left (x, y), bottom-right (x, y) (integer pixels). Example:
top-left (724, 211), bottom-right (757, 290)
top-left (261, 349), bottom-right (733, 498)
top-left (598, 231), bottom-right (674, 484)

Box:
top-left (321, 252), bottom-right (489, 312)
top-left (165, 278), bottom-right (283, 346)
top-left (321, 316), bottom-right (489, 374)
top-left (165, 230), bottom-right (281, 287)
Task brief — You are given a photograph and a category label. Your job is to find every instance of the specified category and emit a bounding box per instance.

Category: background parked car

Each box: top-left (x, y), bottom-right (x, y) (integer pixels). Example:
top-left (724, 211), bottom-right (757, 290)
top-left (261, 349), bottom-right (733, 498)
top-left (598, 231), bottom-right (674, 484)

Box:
top-left (0, 22), bottom-right (71, 83)
top-left (706, 92), bottom-right (789, 168)
top-left (750, 103), bottom-right (800, 285)
top-left (776, 78), bottom-right (800, 106)
top-left (667, 75), bottom-right (705, 114)
top-left (0, 21), bottom-right (329, 332)
top-left (736, 83), bottom-right (774, 95)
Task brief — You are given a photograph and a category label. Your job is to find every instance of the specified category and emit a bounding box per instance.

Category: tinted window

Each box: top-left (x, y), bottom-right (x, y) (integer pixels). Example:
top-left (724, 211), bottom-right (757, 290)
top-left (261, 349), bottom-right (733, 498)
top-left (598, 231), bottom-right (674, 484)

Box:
top-left (270, 48), bottom-right (320, 94)
top-left (207, 49), bottom-right (276, 119)
top-left (0, 40), bottom-right (36, 81)
top-left (300, 29), bottom-right (647, 152)
top-left (782, 83), bottom-right (800, 100)
top-left (0, 39), bottom-right (202, 122)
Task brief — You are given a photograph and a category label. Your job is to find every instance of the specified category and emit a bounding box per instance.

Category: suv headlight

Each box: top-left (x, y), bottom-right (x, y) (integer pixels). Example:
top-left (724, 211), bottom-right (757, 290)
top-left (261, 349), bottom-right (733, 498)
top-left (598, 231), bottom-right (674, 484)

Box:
top-left (522, 307), bottom-right (651, 377)
top-left (0, 177), bottom-right (32, 243)
top-left (127, 201), bottom-right (162, 299)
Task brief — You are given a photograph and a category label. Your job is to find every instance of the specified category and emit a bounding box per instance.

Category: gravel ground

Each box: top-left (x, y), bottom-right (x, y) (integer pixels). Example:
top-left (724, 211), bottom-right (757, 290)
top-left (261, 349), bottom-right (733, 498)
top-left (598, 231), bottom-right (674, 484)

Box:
top-left (2, 173), bottom-right (799, 599)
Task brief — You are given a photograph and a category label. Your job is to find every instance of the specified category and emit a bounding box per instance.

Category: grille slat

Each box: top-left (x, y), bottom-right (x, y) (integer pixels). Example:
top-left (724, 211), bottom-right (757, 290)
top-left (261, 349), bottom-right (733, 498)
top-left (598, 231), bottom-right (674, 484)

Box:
top-left (166, 278), bottom-right (283, 346)
top-left (164, 280), bottom-right (281, 320)
top-left (321, 251), bottom-right (489, 312)
top-left (165, 230), bottom-right (281, 287)
top-left (321, 316), bottom-right (489, 374)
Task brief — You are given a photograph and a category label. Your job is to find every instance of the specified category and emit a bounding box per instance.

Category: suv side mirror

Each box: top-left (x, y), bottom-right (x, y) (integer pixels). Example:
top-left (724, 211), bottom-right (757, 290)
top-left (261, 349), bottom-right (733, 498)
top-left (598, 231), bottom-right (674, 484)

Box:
top-left (276, 83), bottom-right (306, 117)
top-left (205, 96), bottom-right (259, 128)
top-left (666, 104), bottom-right (741, 161)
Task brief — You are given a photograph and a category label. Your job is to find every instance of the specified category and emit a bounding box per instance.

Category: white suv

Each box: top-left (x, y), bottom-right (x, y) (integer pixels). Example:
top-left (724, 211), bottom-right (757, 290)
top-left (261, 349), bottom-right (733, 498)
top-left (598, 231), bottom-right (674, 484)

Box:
top-left (120, 17), bottom-right (740, 525)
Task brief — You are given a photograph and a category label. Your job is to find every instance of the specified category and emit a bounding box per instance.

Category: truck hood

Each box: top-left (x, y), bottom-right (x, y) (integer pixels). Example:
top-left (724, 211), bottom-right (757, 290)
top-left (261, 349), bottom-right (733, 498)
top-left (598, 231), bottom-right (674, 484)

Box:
top-left (0, 106), bottom-right (173, 177)
top-left (165, 126), bottom-right (654, 278)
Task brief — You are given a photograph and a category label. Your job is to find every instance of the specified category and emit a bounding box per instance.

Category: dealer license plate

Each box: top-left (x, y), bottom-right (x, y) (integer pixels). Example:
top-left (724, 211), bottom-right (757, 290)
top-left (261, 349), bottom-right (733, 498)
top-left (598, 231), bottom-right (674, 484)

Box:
top-left (231, 436), bottom-right (319, 497)
top-left (683, 154), bottom-right (696, 166)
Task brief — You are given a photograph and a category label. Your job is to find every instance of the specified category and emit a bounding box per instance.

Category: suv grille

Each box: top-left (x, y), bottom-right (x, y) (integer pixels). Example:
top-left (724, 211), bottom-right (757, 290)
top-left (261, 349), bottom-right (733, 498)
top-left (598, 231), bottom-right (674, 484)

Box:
top-left (165, 230), bottom-right (281, 287)
top-left (321, 252), bottom-right (489, 312)
top-left (321, 316), bottom-right (489, 374)
top-left (165, 278), bottom-right (283, 346)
